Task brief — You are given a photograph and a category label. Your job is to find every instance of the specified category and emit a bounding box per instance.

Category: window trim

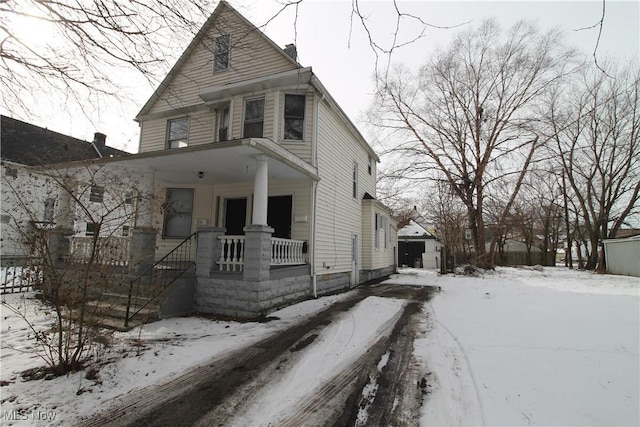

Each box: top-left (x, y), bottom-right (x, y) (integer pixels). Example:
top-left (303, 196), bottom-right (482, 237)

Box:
top-left (243, 96), bottom-right (265, 138)
top-left (283, 93), bottom-right (305, 141)
top-left (213, 34), bottom-right (231, 72)
top-left (166, 116), bottom-right (190, 149)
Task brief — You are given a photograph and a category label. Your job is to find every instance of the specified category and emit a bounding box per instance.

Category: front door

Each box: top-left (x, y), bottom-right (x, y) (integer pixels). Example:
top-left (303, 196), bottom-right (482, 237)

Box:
top-left (267, 195), bottom-right (292, 239)
top-left (351, 234), bottom-right (359, 286)
top-left (224, 198), bottom-right (247, 235)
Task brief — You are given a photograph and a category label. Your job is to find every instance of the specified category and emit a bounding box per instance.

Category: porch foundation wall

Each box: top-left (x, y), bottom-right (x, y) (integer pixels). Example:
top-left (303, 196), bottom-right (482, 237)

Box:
top-left (195, 269), bottom-right (311, 319)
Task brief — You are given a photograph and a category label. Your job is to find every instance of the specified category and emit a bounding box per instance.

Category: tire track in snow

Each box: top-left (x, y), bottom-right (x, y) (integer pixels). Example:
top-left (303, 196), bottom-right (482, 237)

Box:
top-left (419, 302), bottom-right (486, 426)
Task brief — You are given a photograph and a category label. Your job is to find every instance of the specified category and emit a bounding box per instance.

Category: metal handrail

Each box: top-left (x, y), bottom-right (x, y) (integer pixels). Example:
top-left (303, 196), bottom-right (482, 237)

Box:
top-left (124, 233), bottom-right (196, 327)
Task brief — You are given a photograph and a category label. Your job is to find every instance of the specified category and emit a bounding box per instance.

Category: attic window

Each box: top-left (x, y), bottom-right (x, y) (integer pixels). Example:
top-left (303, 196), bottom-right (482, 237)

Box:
top-left (214, 34), bottom-right (230, 71)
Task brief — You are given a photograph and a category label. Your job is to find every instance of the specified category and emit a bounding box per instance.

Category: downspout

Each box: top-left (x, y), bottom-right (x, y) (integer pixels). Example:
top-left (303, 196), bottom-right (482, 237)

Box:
top-left (311, 92), bottom-right (320, 298)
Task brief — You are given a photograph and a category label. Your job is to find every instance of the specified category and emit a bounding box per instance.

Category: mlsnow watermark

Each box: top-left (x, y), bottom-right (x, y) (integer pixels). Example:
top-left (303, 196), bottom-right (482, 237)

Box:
top-left (2, 409), bottom-right (57, 422)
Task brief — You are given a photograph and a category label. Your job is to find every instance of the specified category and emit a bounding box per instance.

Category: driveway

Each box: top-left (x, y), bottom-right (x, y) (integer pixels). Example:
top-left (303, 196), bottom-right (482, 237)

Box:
top-left (79, 283), bottom-right (439, 426)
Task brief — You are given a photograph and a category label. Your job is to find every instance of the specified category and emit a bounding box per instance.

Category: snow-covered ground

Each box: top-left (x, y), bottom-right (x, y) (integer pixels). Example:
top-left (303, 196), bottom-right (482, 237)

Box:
top-left (1, 266), bottom-right (638, 426)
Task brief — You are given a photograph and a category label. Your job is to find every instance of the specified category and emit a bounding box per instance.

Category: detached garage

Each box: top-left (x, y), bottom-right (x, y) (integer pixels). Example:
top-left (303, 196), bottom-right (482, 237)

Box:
top-left (398, 220), bottom-right (442, 269)
top-left (603, 235), bottom-right (640, 277)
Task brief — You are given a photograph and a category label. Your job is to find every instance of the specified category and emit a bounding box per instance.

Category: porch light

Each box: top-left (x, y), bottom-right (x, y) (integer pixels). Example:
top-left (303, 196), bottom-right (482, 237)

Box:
top-left (198, 171), bottom-right (204, 179)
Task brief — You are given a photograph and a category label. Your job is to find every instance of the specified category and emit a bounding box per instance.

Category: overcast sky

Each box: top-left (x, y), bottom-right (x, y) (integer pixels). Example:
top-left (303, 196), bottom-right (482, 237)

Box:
top-left (5, 0), bottom-right (639, 152)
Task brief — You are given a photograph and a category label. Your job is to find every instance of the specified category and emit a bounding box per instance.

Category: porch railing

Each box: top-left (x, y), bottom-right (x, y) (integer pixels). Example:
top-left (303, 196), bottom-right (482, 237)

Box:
top-left (217, 235), bottom-right (306, 271)
top-left (70, 236), bottom-right (130, 266)
top-left (218, 235), bottom-right (244, 272)
top-left (271, 237), bottom-right (305, 265)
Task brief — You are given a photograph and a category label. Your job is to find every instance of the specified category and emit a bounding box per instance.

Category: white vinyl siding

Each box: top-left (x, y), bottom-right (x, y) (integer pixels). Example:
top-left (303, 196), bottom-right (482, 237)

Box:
top-left (314, 100), bottom-right (376, 275)
top-left (143, 6), bottom-right (298, 117)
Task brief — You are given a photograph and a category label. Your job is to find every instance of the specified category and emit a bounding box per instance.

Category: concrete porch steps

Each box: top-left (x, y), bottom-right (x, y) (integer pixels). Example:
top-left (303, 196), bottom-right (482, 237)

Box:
top-left (84, 284), bottom-right (162, 331)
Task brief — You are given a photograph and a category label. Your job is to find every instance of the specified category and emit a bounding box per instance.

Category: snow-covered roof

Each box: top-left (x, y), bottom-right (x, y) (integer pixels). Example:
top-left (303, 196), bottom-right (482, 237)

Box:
top-left (398, 220), bottom-right (437, 239)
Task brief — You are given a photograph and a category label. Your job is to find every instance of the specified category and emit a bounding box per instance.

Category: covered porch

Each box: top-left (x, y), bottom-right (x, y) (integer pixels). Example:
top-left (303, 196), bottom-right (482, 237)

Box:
top-left (103, 138), bottom-right (319, 319)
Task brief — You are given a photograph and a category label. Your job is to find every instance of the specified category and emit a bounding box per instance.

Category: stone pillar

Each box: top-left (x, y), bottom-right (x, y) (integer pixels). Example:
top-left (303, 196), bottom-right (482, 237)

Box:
top-left (129, 227), bottom-right (157, 275)
top-left (135, 170), bottom-right (155, 228)
top-left (243, 224), bottom-right (273, 282)
top-left (252, 155), bottom-right (268, 226)
top-left (196, 227), bottom-right (226, 278)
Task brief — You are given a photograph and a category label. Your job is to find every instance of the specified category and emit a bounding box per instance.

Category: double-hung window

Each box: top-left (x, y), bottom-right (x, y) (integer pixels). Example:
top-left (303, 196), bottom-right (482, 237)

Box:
top-left (167, 117), bottom-right (189, 149)
top-left (90, 185), bottom-right (104, 202)
top-left (163, 188), bottom-right (194, 238)
top-left (283, 94), bottom-right (305, 140)
top-left (243, 97), bottom-right (265, 138)
top-left (213, 34), bottom-right (230, 71)
top-left (218, 106), bottom-right (230, 142)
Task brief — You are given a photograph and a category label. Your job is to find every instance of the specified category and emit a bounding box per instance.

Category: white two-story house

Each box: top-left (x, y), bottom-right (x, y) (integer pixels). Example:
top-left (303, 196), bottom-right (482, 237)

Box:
top-left (17, 1), bottom-right (397, 321)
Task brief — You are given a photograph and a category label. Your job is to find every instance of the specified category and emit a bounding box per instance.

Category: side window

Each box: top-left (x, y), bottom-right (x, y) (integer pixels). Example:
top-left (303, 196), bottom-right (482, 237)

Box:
top-left (167, 117), bottom-right (189, 149)
top-left (163, 188), bottom-right (194, 238)
top-left (374, 213), bottom-right (379, 249)
top-left (368, 157), bottom-right (373, 175)
top-left (89, 185), bottom-right (104, 202)
top-left (243, 97), bottom-right (265, 138)
top-left (352, 163), bottom-right (358, 200)
top-left (213, 34), bottom-right (230, 71)
top-left (283, 94), bottom-right (305, 140)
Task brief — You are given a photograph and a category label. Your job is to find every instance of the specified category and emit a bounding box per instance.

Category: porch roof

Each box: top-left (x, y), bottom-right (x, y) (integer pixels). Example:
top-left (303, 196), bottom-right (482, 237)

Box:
top-left (57, 138), bottom-right (319, 185)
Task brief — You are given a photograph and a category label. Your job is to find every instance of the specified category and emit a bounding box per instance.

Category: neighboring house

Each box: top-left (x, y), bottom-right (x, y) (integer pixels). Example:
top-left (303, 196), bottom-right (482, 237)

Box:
top-left (398, 220), bottom-right (441, 269)
top-left (0, 115), bottom-right (128, 262)
top-left (602, 235), bottom-right (640, 277)
top-left (18, 1), bottom-right (397, 322)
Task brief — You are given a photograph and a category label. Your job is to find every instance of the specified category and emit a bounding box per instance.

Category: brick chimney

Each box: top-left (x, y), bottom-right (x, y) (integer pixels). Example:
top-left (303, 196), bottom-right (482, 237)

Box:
top-left (93, 132), bottom-right (106, 147)
top-left (284, 44), bottom-right (297, 61)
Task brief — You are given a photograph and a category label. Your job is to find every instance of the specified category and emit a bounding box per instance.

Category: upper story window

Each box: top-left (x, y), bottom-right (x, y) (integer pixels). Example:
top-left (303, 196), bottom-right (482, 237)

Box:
top-left (368, 157), bottom-right (373, 175)
top-left (214, 34), bottom-right (230, 71)
top-left (89, 185), bottom-right (104, 202)
top-left (283, 94), bottom-right (305, 140)
top-left (43, 198), bottom-right (55, 223)
top-left (167, 117), bottom-right (189, 149)
top-left (243, 97), bottom-right (265, 138)
top-left (218, 106), bottom-right (230, 142)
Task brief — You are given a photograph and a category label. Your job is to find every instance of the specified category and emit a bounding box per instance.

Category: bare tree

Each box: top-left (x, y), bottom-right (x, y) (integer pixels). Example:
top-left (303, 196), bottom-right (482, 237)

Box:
top-left (370, 19), bottom-right (578, 267)
top-left (1, 161), bottom-right (153, 375)
top-left (549, 63), bottom-right (640, 270)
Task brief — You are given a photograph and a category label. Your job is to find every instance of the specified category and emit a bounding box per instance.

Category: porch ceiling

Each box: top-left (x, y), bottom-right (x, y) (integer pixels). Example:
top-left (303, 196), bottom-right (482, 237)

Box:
top-left (104, 138), bottom-right (319, 185)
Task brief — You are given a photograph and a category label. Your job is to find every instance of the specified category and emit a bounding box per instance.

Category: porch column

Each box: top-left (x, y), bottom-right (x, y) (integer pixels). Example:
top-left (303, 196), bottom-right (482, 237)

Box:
top-left (134, 170), bottom-right (155, 228)
top-left (49, 186), bottom-right (74, 267)
top-left (252, 155), bottom-right (268, 226)
top-left (130, 170), bottom-right (156, 275)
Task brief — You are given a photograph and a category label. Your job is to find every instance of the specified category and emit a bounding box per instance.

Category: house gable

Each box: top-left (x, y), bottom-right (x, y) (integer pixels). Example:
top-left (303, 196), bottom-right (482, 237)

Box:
top-left (137, 1), bottom-right (301, 120)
